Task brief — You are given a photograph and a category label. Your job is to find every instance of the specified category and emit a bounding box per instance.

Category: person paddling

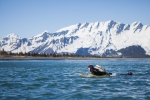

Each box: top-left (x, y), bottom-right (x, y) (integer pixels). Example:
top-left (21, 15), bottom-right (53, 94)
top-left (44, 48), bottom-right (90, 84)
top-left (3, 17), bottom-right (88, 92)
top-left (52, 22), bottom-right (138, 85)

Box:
top-left (88, 65), bottom-right (133, 76)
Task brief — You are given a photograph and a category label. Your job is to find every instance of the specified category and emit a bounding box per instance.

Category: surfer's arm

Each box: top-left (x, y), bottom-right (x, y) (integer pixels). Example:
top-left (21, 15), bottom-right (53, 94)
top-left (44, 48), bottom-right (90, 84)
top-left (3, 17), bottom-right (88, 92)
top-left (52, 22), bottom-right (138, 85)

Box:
top-left (119, 72), bottom-right (133, 75)
top-left (90, 68), bottom-right (107, 75)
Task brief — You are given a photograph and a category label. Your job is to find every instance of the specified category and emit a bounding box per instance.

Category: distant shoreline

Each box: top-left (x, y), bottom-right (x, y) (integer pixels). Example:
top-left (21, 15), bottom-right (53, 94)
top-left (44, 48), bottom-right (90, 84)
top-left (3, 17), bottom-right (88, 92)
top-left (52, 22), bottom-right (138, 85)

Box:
top-left (0, 56), bottom-right (150, 60)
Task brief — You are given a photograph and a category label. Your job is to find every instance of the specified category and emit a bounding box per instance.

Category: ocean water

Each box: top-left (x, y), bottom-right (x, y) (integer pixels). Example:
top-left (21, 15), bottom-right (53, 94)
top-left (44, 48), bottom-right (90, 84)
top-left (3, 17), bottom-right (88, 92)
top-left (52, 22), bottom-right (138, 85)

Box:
top-left (0, 59), bottom-right (150, 100)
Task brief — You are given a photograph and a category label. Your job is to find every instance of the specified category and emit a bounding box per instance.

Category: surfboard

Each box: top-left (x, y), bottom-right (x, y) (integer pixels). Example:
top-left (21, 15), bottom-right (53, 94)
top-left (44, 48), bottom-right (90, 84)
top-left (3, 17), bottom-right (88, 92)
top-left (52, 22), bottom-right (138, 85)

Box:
top-left (79, 73), bottom-right (109, 78)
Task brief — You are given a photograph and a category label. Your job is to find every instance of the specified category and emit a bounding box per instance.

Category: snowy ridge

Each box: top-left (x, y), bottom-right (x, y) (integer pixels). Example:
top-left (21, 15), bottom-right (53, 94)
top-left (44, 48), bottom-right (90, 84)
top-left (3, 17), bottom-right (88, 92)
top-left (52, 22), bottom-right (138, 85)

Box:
top-left (0, 20), bottom-right (150, 56)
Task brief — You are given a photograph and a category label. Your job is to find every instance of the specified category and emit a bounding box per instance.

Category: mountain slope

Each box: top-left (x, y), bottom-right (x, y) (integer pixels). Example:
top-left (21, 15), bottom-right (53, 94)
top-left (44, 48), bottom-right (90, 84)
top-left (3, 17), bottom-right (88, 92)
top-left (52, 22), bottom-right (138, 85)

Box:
top-left (0, 20), bottom-right (150, 57)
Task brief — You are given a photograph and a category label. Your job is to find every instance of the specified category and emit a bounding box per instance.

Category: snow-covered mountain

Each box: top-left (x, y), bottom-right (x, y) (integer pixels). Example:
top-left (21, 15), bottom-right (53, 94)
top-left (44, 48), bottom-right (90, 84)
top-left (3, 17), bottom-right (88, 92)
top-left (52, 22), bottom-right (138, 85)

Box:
top-left (0, 20), bottom-right (150, 57)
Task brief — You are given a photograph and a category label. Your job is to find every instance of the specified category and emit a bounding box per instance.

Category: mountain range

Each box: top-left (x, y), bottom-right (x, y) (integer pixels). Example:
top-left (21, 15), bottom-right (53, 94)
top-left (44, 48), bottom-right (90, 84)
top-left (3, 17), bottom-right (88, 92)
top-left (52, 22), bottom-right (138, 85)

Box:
top-left (0, 20), bottom-right (150, 57)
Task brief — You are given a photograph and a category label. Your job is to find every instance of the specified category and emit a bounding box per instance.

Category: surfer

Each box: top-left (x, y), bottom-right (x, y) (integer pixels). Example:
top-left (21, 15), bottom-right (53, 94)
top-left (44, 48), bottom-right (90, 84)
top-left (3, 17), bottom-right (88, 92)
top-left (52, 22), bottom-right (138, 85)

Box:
top-left (88, 65), bottom-right (133, 76)
top-left (88, 65), bottom-right (109, 76)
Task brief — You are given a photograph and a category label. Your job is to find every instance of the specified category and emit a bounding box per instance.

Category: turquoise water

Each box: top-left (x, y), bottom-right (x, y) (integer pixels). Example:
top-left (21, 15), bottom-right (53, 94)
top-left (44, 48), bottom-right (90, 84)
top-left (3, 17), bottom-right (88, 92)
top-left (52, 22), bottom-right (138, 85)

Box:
top-left (0, 59), bottom-right (150, 100)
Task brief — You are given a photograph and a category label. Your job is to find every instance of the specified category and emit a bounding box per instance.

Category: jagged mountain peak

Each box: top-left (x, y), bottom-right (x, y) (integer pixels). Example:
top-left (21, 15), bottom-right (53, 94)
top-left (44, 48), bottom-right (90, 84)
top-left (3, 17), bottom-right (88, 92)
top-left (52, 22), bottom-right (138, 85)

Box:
top-left (33, 30), bottom-right (50, 38)
top-left (103, 20), bottom-right (117, 25)
top-left (106, 20), bottom-right (115, 23)
top-left (132, 21), bottom-right (141, 25)
top-left (6, 33), bottom-right (21, 39)
top-left (56, 23), bottom-right (81, 33)
top-left (130, 21), bottom-right (143, 32)
top-left (80, 22), bottom-right (89, 29)
top-left (131, 21), bottom-right (143, 27)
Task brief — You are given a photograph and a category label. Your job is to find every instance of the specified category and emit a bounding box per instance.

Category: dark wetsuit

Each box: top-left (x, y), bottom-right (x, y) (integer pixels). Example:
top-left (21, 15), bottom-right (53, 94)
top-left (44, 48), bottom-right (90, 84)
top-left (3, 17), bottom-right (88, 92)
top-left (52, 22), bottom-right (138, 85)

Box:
top-left (88, 65), bottom-right (132, 76)
top-left (89, 66), bottom-right (107, 76)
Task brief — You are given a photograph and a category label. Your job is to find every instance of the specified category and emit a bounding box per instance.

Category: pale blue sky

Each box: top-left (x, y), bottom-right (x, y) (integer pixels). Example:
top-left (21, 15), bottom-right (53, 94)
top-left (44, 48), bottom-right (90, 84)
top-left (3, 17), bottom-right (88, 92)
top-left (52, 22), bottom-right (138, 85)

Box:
top-left (0, 0), bottom-right (150, 38)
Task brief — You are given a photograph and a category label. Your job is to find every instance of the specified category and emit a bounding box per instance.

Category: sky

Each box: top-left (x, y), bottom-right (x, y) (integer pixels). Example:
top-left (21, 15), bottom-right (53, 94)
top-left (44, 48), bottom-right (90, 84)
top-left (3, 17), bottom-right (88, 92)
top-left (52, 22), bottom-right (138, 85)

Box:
top-left (0, 0), bottom-right (150, 38)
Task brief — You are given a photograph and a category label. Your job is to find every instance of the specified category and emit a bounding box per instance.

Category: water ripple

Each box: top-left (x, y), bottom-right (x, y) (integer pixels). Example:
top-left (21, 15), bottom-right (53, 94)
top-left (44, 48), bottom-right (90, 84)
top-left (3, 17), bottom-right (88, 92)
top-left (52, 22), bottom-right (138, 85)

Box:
top-left (0, 59), bottom-right (150, 100)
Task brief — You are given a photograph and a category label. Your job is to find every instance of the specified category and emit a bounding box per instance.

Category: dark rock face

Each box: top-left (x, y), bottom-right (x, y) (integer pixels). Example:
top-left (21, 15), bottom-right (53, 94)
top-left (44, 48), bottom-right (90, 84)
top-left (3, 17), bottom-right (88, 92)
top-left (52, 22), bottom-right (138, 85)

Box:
top-left (102, 49), bottom-right (119, 57)
top-left (76, 48), bottom-right (90, 56)
top-left (118, 45), bottom-right (148, 57)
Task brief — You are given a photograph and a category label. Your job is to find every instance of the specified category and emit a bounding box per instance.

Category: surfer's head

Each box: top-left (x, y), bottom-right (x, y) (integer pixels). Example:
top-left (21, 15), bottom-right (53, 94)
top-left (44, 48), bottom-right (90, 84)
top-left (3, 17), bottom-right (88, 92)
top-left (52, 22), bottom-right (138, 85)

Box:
top-left (88, 65), bottom-right (94, 71)
top-left (127, 72), bottom-right (133, 75)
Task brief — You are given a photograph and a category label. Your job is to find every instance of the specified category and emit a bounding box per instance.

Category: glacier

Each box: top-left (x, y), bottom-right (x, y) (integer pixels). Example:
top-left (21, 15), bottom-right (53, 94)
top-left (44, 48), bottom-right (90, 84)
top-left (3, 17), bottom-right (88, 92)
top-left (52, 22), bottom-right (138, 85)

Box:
top-left (0, 20), bottom-right (150, 57)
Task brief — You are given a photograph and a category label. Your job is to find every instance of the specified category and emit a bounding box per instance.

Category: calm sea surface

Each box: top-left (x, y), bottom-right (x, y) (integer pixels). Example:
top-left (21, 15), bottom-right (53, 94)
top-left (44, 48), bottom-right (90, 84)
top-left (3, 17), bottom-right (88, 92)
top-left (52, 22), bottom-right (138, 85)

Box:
top-left (0, 59), bottom-right (150, 100)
